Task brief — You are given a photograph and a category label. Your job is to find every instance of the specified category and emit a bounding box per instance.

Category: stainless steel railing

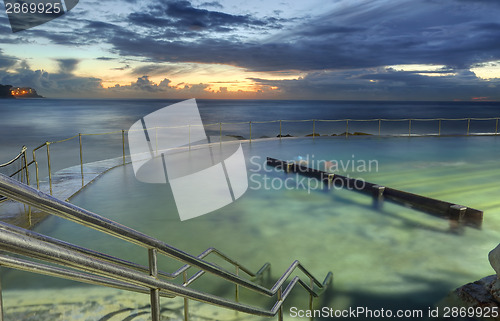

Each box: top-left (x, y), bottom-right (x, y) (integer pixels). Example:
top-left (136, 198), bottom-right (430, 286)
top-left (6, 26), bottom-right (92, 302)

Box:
top-left (0, 173), bottom-right (333, 321)
top-left (0, 146), bottom-right (30, 203)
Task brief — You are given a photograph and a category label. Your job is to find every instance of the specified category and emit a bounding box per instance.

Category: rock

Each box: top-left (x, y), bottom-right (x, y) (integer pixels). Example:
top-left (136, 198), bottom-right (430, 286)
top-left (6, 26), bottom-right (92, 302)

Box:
top-left (493, 279), bottom-right (500, 302)
top-left (453, 275), bottom-right (498, 307)
top-left (489, 244), bottom-right (500, 277)
top-left (439, 244), bottom-right (500, 320)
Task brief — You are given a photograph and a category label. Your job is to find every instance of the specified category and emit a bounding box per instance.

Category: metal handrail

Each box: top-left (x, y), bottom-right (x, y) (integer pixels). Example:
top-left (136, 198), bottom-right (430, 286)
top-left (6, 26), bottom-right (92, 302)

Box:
top-left (0, 146), bottom-right (30, 203)
top-left (0, 220), bottom-right (270, 284)
top-left (0, 173), bottom-right (271, 294)
top-left (0, 146), bottom-right (27, 168)
top-left (0, 173), bottom-right (333, 320)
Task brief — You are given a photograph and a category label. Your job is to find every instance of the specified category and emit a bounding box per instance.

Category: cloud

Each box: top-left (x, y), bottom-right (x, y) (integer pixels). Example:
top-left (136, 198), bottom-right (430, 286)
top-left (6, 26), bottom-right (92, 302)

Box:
top-left (0, 59), bottom-right (102, 97)
top-left (250, 67), bottom-right (500, 101)
top-left (105, 75), bottom-right (213, 98)
top-left (0, 49), bottom-right (18, 70)
top-left (130, 63), bottom-right (213, 77)
top-left (198, 1), bottom-right (223, 9)
top-left (13, 0), bottom-right (500, 75)
top-left (127, 0), bottom-right (285, 34)
top-left (85, 0), bottom-right (497, 75)
top-left (57, 58), bottom-right (80, 74)
top-left (3, 0), bottom-right (500, 100)
top-left (96, 56), bottom-right (116, 61)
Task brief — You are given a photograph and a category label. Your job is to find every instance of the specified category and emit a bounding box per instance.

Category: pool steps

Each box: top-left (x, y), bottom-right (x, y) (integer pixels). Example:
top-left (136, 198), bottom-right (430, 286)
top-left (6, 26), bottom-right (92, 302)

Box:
top-left (0, 173), bottom-right (333, 321)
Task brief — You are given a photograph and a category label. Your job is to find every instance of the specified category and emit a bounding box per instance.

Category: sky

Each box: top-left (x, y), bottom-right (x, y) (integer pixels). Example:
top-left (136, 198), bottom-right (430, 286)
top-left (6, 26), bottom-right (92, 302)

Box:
top-left (1, 0), bottom-right (500, 100)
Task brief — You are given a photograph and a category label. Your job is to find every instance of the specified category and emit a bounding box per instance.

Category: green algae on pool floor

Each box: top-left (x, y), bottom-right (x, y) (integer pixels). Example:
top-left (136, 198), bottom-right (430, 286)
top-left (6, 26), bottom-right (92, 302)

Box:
top-left (1, 136), bottom-right (499, 320)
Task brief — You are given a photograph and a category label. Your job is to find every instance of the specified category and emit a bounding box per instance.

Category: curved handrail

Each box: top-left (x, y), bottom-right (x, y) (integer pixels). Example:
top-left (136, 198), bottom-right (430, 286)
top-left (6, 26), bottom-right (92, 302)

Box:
top-left (0, 173), bottom-right (270, 294)
top-left (0, 173), bottom-right (332, 299)
top-left (0, 146), bottom-right (27, 168)
top-left (0, 172), bottom-right (333, 319)
top-left (0, 224), bottom-right (332, 317)
top-left (0, 221), bottom-right (271, 284)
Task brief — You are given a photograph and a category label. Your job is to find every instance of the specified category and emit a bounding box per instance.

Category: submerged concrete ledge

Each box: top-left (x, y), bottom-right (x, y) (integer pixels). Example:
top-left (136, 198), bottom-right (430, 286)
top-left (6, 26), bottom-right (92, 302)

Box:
top-left (0, 156), bottom-right (130, 228)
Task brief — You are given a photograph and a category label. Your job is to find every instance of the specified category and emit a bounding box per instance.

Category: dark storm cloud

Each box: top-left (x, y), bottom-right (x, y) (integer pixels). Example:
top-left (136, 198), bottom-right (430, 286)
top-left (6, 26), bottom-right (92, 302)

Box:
top-left (109, 0), bottom-right (500, 73)
top-left (109, 37), bottom-right (374, 72)
top-left (22, 19), bottom-right (135, 47)
top-left (4, 0), bottom-right (500, 74)
top-left (128, 0), bottom-right (285, 32)
top-left (3, 0), bottom-right (500, 99)
top-left (250, 68), bottom-right (500, 100)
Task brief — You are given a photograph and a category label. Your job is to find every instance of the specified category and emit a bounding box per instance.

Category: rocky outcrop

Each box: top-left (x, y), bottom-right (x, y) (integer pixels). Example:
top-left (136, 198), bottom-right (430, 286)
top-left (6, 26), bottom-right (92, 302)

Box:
top-left (0, 84), bottom-right (43, 98)
top-left (490, 244), bottom-right (500, 277)
top-left (0, 84), bottom-right (14, 98)
top-left (493, 279), bottom-right (500, 302)
top-left (453, 275), bottom-right (498, 307)
top-left (491, 245), bottom-right (500, 303)
top-left (441, 244), bottom-right (500, 320)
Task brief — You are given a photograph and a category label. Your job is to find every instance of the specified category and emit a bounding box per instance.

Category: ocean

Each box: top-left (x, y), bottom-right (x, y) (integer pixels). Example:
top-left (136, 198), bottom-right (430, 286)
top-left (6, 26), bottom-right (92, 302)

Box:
top-left (1, 98), bottom-right (500, 320)
top-left (1, 98), bottom-right (500, 165)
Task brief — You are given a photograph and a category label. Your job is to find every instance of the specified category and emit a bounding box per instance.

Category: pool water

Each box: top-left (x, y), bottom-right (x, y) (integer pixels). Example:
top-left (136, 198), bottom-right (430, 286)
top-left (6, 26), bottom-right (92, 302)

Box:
top-left (2, 136), bottom-right (500, 320)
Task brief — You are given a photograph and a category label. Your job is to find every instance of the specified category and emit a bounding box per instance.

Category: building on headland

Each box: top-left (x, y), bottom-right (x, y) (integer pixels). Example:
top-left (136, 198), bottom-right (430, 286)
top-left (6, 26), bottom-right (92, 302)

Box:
top-left (0, 84), bottom-right (43, 98)
top-left (9, 86), bottom-right (43, 98)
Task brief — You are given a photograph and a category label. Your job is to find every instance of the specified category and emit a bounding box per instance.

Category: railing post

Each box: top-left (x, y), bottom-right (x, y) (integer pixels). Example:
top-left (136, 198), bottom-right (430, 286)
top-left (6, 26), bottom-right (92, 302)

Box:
top-left (309, 277), bottom-right (314, 321)
top-left (278, 287), bottom-right (283, 321)
top-left (79, 134), bottom-right (84, 187)
top-left (32, 150), bottom-right (39, 189)
top-left (22, 146), bottom-right (32, 225)
top-left (496, 118), bottom-right (498, 135)
top-left (122, 130), bottom-right (126, 165)
top-left (183, 271), bottom-right (189, 321)
top-left (312, 119), bottom-right (316, 140)
top-left (235, 266), bottom-right (240, 303)
top-left (148, 248), bottom-right (160, 321)
top-left (378, 119), bottom-right (381, 136)
top-left (220, 122), bottom-right (222, 146)
top-left (249, 121), bottom-right (252, 143)
top-left (22, 146), bottom-right (30, 186)
top-left (279, 120), bottom-right (282, 140)
top-left (46, 142), bottom-right (52, 195)
top-left (467, 118), bottom-right (470, 136)
top-left (408, 119), bottom-right (412, 137)
top-left (0, 267), bottom-right (4, 321)
top-left (345, 120), bottom-right (349, 138)
top-left (438, 119), bottom-right (442, 136)
top-left (155, 127), bottom-right (159, 154)
top-left (188, 125), bottom-right (191, 150)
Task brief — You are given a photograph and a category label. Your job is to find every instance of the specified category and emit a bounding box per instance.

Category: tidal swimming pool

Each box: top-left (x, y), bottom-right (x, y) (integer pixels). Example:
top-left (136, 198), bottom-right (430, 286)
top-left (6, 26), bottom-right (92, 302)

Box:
top-left (3, 136), bottom-right (500, 320)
